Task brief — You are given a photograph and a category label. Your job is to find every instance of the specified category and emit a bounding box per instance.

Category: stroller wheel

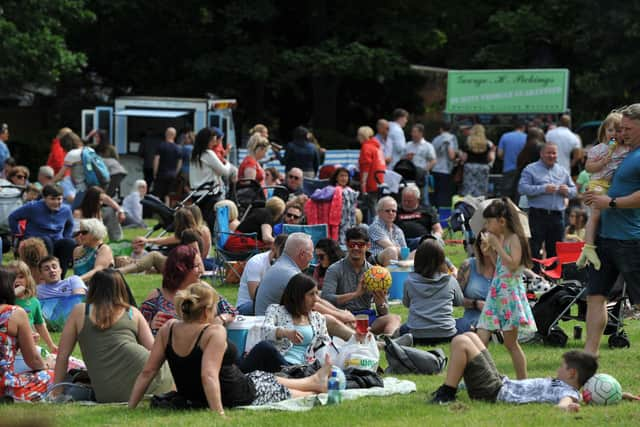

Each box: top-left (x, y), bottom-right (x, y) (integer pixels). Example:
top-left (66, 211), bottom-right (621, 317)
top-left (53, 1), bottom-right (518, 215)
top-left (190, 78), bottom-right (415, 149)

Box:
top-left (608, 332), bottom-right (631, 349)
top-left (543, 328), bottom-right (568, 347)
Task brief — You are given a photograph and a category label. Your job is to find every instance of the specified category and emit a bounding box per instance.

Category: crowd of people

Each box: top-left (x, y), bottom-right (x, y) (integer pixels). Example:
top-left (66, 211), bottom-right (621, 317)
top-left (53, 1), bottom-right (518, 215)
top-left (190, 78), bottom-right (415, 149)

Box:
top-left (1, 101), bottom-right (640, 414)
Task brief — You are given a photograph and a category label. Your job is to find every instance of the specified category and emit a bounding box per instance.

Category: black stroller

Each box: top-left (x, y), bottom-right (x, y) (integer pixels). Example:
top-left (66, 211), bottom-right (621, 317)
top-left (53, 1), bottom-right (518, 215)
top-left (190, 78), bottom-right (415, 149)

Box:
top-left (140, 181), bottom-right (220, 240)
top-left (228, 179), bottom-right (289, 222)
top-left (531, 275), bottom-right (630, 349)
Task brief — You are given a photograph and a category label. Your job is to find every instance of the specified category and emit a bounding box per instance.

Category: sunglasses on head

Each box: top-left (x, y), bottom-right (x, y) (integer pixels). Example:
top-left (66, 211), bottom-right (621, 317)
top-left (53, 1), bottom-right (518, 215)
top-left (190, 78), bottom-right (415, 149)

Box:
top-left (347, 241), bottom-right (367, 249)
top-left (286, 212), bottom-right (301, 219)
top-left (288, 175), bottom-right (301, 180)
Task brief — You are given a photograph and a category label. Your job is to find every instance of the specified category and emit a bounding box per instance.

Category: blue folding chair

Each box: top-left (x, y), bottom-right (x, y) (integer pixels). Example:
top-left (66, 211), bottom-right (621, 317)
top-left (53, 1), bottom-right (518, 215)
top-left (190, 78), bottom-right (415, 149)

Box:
top-left (214, 205), bottom-right (264, 284)
top-left (282, 224), bottom-right (328, 265)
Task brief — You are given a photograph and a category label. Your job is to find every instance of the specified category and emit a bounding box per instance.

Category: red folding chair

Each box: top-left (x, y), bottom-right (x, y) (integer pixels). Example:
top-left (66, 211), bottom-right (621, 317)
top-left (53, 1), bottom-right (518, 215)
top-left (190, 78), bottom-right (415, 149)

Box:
top-left (532, 241), bottom-right (585, 280)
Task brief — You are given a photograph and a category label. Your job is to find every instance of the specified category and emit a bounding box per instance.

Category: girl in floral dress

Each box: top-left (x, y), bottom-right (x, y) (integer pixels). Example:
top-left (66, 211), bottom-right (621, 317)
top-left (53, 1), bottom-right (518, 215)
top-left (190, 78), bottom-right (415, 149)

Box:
top-left (476, 199), bottom-right (536, 380)
top-left (0, 269), bottom-right (54, 401)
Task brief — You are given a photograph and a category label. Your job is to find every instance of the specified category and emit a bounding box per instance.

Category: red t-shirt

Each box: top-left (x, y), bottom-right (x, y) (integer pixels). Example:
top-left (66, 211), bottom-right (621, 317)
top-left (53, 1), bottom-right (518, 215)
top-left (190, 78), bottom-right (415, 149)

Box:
top-left (238, 156), bottom-right (265, 186)
top-left (359, 138), bottom-right (386, 192)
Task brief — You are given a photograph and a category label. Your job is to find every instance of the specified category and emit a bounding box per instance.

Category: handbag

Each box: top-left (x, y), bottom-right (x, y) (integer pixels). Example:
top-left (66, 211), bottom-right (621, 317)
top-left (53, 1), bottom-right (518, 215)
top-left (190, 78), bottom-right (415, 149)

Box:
top-left (383, 336), bottom-right (447, 375)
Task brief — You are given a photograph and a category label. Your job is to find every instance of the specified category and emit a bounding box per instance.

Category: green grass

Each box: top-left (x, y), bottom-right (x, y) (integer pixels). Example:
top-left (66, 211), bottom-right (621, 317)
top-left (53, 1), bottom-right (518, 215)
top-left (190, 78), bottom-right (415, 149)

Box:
top-left (2, 228), bottom-right (640, 425)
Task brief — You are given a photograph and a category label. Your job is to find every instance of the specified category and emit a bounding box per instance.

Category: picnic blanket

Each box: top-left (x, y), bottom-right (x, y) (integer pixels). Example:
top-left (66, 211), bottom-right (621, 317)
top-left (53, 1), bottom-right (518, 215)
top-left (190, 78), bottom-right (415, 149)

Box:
top-left (239, 377), bottom-right (416, 412)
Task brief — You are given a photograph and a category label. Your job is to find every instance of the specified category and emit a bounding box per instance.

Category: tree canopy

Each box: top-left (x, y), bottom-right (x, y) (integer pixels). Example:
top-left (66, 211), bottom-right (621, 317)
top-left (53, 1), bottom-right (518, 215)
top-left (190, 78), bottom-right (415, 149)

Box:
top-left (4, 1), bottom-right (640, 141)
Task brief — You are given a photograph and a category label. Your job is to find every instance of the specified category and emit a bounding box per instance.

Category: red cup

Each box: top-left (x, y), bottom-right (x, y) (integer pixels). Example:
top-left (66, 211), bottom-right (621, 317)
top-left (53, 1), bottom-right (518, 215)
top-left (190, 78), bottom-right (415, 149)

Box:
top-left (356, 314), bottom-right (369, 335)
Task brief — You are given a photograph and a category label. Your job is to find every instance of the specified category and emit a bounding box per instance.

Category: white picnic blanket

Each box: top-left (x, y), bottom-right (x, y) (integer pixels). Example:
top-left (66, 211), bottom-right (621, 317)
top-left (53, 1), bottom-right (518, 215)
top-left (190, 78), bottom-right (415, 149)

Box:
top-left (238, 377), bottom-right (416, 412)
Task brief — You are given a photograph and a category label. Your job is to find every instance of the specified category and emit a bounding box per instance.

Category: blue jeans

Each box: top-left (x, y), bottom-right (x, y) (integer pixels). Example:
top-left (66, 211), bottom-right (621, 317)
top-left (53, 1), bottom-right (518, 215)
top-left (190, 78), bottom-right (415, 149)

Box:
top-left (236, 301), bottom-right (254, 316)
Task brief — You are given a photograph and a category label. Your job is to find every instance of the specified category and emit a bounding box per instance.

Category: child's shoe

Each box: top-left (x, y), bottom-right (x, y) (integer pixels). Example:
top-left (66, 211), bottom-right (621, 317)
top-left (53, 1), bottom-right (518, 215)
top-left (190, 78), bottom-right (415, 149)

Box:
top-left (576, 244), bottom-right (601, 270)
top-left (429, 384), bottom-right (457, 404)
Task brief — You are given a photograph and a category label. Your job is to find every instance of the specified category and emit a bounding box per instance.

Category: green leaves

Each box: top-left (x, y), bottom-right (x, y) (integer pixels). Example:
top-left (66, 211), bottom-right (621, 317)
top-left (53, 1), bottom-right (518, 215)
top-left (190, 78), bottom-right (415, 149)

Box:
top-left (0, 0), bottom-right (94, 90)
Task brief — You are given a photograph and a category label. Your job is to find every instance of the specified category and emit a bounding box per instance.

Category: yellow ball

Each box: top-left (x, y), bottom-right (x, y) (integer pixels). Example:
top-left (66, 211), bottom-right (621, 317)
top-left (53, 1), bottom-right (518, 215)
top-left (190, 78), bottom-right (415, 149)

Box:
top-left (364, 265), bottom-right (392, 292)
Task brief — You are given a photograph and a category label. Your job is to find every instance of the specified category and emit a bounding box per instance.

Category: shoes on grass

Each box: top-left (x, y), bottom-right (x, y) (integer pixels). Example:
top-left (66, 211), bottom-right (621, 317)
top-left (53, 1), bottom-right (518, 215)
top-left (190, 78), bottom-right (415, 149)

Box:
top-left (429, 384), bottom-right (457, 404)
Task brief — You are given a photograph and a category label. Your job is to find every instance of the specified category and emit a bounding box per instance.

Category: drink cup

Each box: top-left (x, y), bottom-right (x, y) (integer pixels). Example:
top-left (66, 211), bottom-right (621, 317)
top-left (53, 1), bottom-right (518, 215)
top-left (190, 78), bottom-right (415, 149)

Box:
top-left (399, 247), bottom-right (410, 260)
top-left (355, 314), bottom-right (369, 335)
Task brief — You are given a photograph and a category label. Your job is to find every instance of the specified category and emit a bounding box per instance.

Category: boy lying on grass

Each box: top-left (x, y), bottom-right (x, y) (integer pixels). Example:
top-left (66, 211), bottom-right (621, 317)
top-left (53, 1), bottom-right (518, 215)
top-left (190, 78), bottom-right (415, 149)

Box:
top-left (430, 332), bottom-right (639, 411)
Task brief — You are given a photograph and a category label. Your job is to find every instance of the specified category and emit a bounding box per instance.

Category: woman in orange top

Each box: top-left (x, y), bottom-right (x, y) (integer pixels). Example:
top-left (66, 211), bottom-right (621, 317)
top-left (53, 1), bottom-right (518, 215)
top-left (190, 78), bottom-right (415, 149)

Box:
top-left (238, 134), bottom-right (270, 187)
top-left (358, 126), bottom-right (386, 223)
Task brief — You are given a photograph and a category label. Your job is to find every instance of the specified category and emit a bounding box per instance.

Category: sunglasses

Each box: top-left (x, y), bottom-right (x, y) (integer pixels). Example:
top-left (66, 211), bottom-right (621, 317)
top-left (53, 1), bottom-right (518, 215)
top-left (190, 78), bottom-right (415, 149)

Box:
top-left (13, 175), bottom-right (27, 179)
top-left (288, 175), bottom-right (301, 180)
top-left (286, 212), bottom-right (301, 219)
top-left (383, 209), bottom-right (397, 214)
top-left (74, 230), bottom-right (89, 237)
top-left (316, 253), bottom-right (327, 260)
top-left (347, 241), bottom-right (367, 249)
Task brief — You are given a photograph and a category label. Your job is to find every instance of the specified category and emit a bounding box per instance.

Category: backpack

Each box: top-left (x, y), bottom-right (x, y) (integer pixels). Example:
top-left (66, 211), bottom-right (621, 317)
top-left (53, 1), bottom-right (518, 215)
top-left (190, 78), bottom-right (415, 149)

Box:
top-left (81, 147), bottom-right (110, 188)
top-left (383, 336), bottom-right (448, 375)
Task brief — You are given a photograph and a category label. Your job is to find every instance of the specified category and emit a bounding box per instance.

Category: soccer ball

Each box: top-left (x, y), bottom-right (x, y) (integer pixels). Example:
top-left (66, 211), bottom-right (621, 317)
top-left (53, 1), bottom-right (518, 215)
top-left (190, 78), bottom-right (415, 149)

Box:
top-left (582, 373), bottom-right (623, 405)
top-left (363, 265), bottom-right (392, 292)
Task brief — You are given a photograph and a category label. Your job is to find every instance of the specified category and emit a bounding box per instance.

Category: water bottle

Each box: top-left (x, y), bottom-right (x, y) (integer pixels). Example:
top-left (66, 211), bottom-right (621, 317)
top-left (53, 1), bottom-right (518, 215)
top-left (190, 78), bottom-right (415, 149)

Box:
top-left (327, 370), bottom-right (342, 405)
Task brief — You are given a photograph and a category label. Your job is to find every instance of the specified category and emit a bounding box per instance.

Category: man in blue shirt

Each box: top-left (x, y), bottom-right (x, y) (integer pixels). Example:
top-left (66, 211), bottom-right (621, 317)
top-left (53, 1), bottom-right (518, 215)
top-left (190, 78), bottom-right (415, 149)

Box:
top-left (9, 184), bottom-right (76, 277)
top-left (0, 123), bottom-right (11, 175)
top-left (498, 120), bottom-right (527, 201)
top-left (582, 104), bottom-right (640, 355)
top-left (518, 143), bottom-right (576, 259)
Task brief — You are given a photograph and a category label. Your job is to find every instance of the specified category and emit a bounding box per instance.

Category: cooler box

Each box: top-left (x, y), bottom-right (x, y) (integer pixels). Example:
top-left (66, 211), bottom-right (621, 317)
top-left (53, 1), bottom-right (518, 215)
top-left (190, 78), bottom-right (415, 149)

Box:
top-left (226, 316), bottom-right (264, 354)
top-left (387, 265), bottom-right (412, 300)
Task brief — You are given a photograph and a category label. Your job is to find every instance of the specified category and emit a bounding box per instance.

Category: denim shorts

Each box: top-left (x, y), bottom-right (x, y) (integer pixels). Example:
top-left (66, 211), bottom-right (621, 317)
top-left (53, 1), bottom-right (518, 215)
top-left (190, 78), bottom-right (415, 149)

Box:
top-left (588, 238), bottom-right (640, 304)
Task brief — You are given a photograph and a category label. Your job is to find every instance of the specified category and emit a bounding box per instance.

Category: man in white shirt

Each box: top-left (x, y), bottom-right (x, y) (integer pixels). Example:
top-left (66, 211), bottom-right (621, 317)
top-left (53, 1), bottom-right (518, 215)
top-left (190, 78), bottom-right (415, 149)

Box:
top-left (387, 108), bottom-right (409, 169)
top-left (122, 180), bottom-right (147, 228)
top-left (545, 114), bottom-right (582, 175)
top-left (431, 122), bottom-right (459, 207)
top-left (236, 234), bottom-right (288, 315)
top-left (403, 124), bottom-right (436, 205)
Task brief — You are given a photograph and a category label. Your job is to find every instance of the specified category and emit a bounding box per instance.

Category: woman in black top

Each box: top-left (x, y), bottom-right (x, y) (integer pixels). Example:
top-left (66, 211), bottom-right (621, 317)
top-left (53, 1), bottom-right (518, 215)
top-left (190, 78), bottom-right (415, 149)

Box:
top-left (129, 282), bottom-right (332, 416)
top-left (224, 196), bottom-right (286, 252)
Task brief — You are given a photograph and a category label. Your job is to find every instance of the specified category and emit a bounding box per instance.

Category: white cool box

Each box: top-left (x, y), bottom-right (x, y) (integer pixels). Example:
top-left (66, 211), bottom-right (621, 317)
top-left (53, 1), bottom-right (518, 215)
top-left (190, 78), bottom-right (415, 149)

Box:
top-left (226, 316), bottom-right (264, 354)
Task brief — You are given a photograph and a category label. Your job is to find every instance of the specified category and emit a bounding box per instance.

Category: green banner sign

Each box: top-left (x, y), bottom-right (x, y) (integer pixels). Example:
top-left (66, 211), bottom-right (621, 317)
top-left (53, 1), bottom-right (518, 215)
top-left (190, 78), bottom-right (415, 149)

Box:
top-left (445, 69), bottom-right (569, 114)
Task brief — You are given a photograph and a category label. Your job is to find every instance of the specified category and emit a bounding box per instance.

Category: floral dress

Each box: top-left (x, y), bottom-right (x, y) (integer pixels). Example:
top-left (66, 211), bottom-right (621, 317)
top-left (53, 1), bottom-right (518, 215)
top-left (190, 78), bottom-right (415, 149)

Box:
top-left (0, 306), bottom-right (54, 401)
top-left (476, 247), bottom-right (537, 332)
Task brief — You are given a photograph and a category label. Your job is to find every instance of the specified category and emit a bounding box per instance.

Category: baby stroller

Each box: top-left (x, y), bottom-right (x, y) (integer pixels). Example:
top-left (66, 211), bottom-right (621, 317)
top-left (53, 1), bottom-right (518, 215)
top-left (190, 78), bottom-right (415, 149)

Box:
top-left (140, 181), bottom-right (220, 240)
top-left (531, 276), bottom-right (630, 349)
top-left (229, 179), bottom-right (265, 221)
top-left (448, 195), bottom-right (483, 256)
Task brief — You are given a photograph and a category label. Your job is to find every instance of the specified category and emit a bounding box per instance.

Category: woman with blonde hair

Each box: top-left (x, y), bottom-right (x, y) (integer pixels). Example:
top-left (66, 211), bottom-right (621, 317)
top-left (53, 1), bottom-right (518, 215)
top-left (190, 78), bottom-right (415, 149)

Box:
top-left (225, 196), bottom-right (286, 251)
top-left (214, 199), bottom-right (240, 232)
top-left (461, 124), bottom-right (495, 196)
top-left (239, 134), bottom-right (270, 187)
top-left (358, 125), bottom-right (386, 222)
top-left (8, 260), bottom-right (57, 353)
top-left (129, 282), bottom-right (332, 414)
top-left (54, 269), bottom-right (173, 403)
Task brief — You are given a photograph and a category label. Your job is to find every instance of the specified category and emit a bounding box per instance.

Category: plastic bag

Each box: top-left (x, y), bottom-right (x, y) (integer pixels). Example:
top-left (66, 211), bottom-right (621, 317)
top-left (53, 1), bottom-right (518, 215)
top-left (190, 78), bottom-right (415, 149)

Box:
top-left (334, 333), bottom-right (380, 372)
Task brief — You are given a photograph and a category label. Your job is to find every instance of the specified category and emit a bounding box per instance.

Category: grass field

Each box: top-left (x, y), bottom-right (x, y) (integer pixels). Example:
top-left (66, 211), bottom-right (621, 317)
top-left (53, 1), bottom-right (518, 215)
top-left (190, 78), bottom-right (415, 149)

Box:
top-left (2, 227), bottom-right (640, 426)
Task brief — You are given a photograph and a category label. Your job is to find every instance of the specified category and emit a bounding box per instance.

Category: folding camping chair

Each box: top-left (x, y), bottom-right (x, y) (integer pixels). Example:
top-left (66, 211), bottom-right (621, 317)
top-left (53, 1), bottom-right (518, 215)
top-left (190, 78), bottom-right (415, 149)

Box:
top-left (214, 205), bottom-right (264, 284)
top-left (282, 223), bottom-right (328, 265)
top-left (532, 241), bottom-right (585, 281)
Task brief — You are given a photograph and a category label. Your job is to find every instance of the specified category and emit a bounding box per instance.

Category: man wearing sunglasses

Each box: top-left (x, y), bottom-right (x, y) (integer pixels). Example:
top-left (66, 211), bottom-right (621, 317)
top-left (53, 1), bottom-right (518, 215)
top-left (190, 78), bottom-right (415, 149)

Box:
top-left (321, 227), bottom-right (402, 336)
top-left (368, 196), bottom-right (410, 266)
top-left (284, 167), bottom-right (305, 197)
top-left (273, 204), bottom-right (304, 236)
